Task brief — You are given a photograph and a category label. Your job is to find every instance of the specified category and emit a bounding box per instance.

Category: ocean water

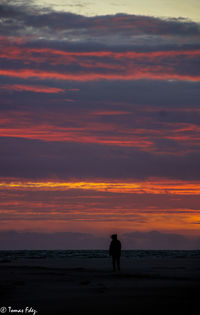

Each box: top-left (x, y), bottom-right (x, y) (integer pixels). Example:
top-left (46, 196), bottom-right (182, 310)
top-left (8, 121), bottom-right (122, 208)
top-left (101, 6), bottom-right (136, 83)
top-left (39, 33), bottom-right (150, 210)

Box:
top-left (0, 249), bottom-right (200, 262)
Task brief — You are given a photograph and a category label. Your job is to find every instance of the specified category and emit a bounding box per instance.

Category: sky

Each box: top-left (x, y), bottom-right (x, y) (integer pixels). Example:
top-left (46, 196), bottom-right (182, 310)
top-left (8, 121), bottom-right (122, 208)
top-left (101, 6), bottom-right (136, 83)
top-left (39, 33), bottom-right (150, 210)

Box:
top-left (0, 0), bottom-right (200, 249)
top-left (32, 0), bottom-right (200, 21)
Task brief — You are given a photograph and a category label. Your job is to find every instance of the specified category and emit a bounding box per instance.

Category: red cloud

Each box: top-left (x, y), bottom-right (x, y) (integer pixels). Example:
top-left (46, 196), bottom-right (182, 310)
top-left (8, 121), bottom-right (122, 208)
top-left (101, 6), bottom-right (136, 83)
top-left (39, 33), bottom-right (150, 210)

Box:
top-left (0, 109), bottom-right (200, 154)
top-left (1, 40), bottom-right (200, 82)
top-left (0, 68), bottom-right (200, 82)
top-left (1, 84), bottom-right (64, 94)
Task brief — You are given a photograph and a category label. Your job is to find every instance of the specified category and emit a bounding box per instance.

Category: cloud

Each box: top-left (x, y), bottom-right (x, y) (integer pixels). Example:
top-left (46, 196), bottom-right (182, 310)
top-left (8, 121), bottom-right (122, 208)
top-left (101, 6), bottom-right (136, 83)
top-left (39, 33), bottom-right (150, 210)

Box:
top-left (0, 94), bottom-right (200, 156)
top-left (0, 231), bottom-right (107, 249)
top-left (0, 230), bottom-right (199, 249)
top-left (1, 2), bottom-right (200, 41)
top-left (122, 231), bottom-right (200, 250)
top-left (1, 84), bottom-right (64, 94)
top-left (0, 35), bottom-right (200, 82)
top-left (0, 1), bottom-right (200, 240)
top-left (0, 136), bottom-right (200, 180)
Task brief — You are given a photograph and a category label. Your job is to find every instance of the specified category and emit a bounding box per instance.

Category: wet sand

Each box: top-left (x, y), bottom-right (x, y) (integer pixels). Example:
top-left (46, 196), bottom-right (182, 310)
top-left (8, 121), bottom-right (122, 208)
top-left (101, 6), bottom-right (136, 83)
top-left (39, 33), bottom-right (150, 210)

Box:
top-left (1, 256), bottom-right (200, 314)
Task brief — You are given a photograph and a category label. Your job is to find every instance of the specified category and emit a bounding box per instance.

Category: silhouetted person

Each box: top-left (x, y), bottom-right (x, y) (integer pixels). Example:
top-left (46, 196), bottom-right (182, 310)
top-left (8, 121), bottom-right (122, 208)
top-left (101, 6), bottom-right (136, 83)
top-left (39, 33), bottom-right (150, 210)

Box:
top-left (109, 234), bottom-right (121, 271)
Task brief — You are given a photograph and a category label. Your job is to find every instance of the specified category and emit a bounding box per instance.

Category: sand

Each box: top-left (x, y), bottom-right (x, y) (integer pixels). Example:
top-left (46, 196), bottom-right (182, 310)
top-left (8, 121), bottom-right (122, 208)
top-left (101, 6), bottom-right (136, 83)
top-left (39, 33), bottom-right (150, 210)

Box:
top-left (1, 256), bottom-right (200, 315)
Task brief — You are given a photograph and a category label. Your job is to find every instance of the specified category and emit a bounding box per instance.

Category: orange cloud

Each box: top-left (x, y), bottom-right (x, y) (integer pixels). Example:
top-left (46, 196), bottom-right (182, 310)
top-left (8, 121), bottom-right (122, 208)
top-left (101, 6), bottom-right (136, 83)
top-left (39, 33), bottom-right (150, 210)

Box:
top-left (1, 178), bottom-right (200, 195)
top-left (1, 177), bottom-right (200, 235)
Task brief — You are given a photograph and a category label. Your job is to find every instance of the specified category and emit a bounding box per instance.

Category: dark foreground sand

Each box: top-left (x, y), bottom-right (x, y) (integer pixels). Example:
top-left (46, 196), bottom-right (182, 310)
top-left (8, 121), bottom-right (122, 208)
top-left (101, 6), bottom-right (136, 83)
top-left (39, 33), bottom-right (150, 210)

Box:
top-left (1, 256), bottom-right (200, 315)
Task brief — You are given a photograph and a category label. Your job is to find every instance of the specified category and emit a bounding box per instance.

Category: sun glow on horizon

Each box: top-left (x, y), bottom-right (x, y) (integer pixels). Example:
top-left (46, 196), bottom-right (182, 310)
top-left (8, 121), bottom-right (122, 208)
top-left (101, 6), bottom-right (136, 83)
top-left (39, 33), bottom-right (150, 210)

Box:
top-left (1, 178), bottom-right (200, 195)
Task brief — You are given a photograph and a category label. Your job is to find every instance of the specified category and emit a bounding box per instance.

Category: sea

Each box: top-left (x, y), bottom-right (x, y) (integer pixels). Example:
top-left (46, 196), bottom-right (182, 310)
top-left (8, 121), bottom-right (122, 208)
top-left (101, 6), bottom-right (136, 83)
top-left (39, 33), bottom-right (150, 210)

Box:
top-left (0, 250), bottom-right (200, 262)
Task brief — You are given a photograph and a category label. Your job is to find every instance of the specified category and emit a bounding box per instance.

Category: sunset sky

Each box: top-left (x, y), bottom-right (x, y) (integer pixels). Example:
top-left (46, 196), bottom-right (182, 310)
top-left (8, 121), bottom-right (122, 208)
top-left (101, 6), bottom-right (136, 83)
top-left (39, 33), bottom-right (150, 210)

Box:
top-left (0, 0), bottom-right (200, 249)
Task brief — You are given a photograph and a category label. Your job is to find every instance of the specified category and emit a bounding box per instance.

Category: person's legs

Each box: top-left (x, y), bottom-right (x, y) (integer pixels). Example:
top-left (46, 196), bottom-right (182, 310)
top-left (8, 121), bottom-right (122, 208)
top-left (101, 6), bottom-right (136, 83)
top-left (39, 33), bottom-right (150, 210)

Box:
top-left (116, 255), bottom-right (120, 271)
top-left (112, 256), bottom-right (116, 271)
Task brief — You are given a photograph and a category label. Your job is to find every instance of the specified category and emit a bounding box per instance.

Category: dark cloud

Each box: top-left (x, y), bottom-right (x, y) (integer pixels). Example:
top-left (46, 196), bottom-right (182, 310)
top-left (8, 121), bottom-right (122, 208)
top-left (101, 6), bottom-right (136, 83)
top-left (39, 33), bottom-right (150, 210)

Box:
top-left (0, 2), bottom-right (200, 45)
top-left (0, 137), bottom-right (200, 180)
top-left (0, 230), bottom-right (199, 249)
top-left (0, 231), bottom-right (107, 250)
top-left (1, 79), bottom-right (200, 109)
top-left (122, 231), bottom-right (200, 250)
top-left (1, 3), bottom-right (200, 34)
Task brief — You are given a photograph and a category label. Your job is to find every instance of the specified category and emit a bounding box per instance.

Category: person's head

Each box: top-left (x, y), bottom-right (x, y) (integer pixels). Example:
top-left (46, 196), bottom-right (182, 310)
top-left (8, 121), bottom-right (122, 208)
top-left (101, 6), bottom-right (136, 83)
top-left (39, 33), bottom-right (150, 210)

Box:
top-left (111, 234), bottom-right (117, 240)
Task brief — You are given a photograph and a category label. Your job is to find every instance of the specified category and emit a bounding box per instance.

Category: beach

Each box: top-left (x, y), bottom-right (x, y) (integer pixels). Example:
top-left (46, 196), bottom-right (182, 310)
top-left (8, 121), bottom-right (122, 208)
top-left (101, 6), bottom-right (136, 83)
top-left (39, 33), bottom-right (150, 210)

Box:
top-left (1, 252), bottom-right (200, 314)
